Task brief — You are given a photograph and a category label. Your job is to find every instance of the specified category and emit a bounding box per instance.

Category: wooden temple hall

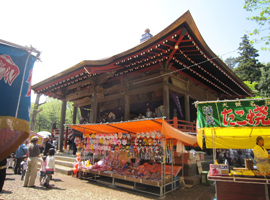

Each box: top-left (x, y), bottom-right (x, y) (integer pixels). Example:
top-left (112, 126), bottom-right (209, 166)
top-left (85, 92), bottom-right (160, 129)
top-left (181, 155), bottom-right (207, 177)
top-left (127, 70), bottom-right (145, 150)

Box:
top-left (32, 11), bottom-right (252, 150)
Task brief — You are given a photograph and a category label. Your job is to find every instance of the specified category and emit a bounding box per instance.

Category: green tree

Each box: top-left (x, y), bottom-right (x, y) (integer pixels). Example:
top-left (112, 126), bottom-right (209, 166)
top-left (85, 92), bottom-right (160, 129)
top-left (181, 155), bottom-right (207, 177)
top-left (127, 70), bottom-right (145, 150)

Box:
top-left (257, 62), bottom-right (270, 97)
top-left (234, 34), bottom-right (262, 83)
top-left (243, 80), bottom-right (262, 98)
top-left (244, 0), bottom-right (270, 50)
top-left (224, 56), bottom-right (238, 70)
top-left (30, 97), bottom-right (77, 133)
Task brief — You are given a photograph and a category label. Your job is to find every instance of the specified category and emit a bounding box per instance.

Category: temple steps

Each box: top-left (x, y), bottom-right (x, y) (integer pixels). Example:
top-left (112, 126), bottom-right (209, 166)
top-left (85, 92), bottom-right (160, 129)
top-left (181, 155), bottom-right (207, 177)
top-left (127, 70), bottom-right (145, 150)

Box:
top-left (38, 152), bottom-right (75, 175)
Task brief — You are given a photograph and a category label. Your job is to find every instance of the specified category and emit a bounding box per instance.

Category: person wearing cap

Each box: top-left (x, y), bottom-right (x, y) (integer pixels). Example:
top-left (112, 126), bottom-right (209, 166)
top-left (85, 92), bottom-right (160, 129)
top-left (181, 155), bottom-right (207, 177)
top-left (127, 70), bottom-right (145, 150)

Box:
top-left (253, 136), bottom-right (270, 172)
top-left (23, 136), bottom-right (40, 187)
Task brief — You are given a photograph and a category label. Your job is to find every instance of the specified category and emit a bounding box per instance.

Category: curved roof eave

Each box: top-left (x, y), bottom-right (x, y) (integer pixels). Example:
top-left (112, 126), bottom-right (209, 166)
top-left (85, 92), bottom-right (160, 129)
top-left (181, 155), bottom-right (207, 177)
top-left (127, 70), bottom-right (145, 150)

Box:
top-left (32, 10), bottom-right (252, 96)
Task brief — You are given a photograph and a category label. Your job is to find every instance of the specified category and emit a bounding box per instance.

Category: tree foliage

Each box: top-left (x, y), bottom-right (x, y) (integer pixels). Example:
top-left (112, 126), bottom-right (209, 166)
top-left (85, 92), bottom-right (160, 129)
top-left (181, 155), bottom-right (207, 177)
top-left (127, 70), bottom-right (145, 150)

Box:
top-left (244, 0), bottom-right (270, 50)
top-left (234, 34), bottom-right (262, 83)
top-left (30, 97), bottom-right (78, 133)
top-left (257, 62), bottom-right (270, 97)
top-left (224, 56), bottom-right (238, 70)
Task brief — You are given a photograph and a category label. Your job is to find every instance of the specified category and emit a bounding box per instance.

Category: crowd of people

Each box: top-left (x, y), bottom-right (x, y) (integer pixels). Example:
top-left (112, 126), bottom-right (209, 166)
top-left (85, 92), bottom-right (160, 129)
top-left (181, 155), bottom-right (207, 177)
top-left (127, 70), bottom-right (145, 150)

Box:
top-left (216, 149), bottom-right (255, 168)
top-left (216, 136), bottom-right (270, 172)
top-left (0, 135), bottom-right (57, 193)
top-left (137, 107), bottom-right (163, 119)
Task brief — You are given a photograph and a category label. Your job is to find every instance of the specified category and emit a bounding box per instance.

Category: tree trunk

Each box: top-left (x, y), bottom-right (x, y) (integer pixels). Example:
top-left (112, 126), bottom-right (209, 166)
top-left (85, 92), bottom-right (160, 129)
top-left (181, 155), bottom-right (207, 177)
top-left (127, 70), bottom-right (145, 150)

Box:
top-left (30, 93), bottom-right (42, 131)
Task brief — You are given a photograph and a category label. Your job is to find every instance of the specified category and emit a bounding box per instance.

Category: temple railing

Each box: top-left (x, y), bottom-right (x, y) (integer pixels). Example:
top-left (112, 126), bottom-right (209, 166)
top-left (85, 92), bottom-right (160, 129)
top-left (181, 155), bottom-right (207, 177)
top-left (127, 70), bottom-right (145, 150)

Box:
top-left (166, 117), bottom-right (196, 133)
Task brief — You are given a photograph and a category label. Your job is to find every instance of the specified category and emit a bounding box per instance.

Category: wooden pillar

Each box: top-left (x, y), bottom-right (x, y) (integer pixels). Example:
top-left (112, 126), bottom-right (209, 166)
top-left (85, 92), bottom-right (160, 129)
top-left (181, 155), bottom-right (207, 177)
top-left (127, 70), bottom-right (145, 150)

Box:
top-left (90, 93), bottom-right (97, 123)
top-left (124, 95), bottom-right (130, 121)
top-left (73, 106), bottom-right (78, 124)
top-left (64, 126), bottom-right (68, 149)
top-left (184, 94), bottom-right (190, 122)
top-left (163, 76), bottom-right (170, 120)
top-left (58, 100), bottom-right (66, 152)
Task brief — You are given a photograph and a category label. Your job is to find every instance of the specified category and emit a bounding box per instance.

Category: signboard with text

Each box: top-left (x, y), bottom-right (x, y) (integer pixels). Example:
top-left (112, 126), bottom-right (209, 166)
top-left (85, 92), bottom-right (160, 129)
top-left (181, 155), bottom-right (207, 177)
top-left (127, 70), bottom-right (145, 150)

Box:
top-left (196, 99), bottom-right (270, 149)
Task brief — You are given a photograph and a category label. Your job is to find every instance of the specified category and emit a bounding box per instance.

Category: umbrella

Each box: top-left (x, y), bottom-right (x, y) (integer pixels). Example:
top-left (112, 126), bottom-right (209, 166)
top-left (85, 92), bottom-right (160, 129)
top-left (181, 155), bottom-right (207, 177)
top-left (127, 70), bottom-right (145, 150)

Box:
top-left (37, 131), bottom-right (51, 139)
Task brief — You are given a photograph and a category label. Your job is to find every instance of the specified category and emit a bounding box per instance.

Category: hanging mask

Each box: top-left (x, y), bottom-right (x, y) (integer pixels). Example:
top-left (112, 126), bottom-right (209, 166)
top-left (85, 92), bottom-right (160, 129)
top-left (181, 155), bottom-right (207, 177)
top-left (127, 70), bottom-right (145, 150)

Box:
top-left (122, 139), bottom-right (127, 146)
top-left (117, 139), bottom-right (122, 145)
top-left (122, 133), bottom-right (127, 139)
top-left (156, 131), bottom-right (161, 139)
top-left (127, 133), bottom-right (131, 139)
top-left (137, 132), bottom-right (141, 138)
top-left (131, 138), bottom-right (135, 146)
top-left (141, 132), bottom-right (145, 138)
top-left (148, 138), bottom-right (152, 146)
top-left (153, 139), bottom-right (157, 146)
top-left (135, 138), bottom-right (139, 146)
top-left (113, 138), bottom-right (118, 145)
top-left (143, 138), bottom-right (147, 145)
top-left (151, 131), bottom-right (155, 139)
top-left (146, 132), bottom-right (150, 138)
top-left (118, 132), bottom-right (122, 139)
top-left (110, 139), bottom-right (114, 145)
top-left (155, 146), bottom-right (159, 153)
top-left (127, 139), bottom-right (131, 146)
top-left (99, 138), bottom-right (103, 144)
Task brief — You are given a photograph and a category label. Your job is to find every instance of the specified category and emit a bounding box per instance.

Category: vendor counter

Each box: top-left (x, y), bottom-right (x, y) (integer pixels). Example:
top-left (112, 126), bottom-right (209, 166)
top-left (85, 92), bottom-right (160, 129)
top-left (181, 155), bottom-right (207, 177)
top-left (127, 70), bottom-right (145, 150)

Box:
top-left (208, 173), bottom-right (270, 200)
top-left (79, 168), bottom-right (180, 196)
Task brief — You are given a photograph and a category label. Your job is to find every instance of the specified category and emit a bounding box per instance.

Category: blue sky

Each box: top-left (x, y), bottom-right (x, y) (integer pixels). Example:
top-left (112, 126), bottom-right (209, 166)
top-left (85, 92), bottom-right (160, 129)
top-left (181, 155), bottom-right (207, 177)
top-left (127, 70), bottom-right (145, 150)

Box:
top-left (1, 0), bottom-right (269, 102)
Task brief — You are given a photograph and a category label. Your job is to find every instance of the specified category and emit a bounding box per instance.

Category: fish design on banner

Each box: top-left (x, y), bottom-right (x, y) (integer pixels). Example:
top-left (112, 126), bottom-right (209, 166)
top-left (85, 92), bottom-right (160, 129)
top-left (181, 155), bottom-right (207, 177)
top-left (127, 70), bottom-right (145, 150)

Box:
top-left (0, 42), bottom-right (39, 161)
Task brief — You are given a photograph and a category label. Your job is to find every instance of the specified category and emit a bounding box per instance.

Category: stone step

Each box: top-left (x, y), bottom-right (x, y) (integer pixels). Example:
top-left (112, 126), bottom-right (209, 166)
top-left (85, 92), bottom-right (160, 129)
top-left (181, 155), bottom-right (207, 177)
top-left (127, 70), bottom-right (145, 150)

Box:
top-left (54, 155), bottom-right (76, 162)
top-left (184, 175), bottom-right (201, 186)
top-left (38, 157), bottom-right (74, 176)
top-left (54, 164), bottom-right (73, 175)
top-left (55, 160), bottom-right (74, 168)
top-left (38, 163), bottom-right (73, 176)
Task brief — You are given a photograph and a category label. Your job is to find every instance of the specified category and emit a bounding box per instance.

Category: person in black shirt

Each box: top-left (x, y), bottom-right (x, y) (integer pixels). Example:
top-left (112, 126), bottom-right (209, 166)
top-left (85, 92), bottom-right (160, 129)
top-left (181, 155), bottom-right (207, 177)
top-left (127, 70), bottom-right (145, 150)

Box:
top-left (43, 136), bottom-right (55, 156)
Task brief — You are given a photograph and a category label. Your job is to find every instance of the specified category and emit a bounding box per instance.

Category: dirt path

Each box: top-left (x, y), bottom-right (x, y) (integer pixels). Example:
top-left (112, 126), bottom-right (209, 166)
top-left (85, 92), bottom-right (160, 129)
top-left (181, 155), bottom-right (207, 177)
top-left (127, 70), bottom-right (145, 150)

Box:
top-left (1, 168), bottom-right (215, 200)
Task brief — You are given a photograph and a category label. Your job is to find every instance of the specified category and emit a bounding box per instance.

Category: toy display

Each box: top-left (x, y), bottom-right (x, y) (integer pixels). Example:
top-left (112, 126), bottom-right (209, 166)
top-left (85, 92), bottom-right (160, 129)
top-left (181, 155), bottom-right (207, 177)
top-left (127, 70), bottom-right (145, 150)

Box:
top-left (76, 130), bottom-right (181, 183)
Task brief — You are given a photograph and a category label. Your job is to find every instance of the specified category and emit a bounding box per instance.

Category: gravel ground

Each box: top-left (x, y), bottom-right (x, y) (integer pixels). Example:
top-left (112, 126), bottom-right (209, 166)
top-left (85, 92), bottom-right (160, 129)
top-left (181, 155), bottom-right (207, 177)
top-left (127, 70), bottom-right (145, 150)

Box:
top-left (0, 168), bottom-right (215, 200)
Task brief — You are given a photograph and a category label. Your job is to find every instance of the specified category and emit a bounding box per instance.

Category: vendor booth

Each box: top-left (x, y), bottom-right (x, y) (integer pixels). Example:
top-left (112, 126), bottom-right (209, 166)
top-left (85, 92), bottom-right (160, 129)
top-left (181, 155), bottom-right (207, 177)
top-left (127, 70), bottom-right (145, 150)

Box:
top-left (196, 98), bottom-right (270, 200)
top-left (68, 118), bottom-right (197, 196)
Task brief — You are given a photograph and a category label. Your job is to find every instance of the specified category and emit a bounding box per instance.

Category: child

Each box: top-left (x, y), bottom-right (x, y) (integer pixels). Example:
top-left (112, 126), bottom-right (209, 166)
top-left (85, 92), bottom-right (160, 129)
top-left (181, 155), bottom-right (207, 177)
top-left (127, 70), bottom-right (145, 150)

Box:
top-left (6, 153), bottom-right (14, 168)
top-left (20, 155), bottom-right (28, 181)
top-left (44, 148), bottom-right (55, 188)
top-left (39, 156), bottom-right (46, 185)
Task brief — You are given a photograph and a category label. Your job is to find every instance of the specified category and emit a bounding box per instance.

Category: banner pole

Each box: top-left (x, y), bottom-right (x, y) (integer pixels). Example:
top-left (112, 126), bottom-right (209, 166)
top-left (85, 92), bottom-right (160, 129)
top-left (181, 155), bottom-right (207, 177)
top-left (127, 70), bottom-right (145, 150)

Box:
top-left (15, 51), bottom-right (32, 118)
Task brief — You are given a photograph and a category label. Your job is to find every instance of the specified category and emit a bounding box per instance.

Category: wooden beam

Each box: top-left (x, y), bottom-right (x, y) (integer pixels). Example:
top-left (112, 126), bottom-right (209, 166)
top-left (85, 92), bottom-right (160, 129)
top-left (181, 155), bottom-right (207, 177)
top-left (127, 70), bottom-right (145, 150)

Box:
top-left (66, 79), bottom-right (94, 90)
top-left (73, 97), bottom-right (91, 107)
top-left (65, 87), bottom-right (94, 101)
top-left (168, 28), bottom-right (186, 62)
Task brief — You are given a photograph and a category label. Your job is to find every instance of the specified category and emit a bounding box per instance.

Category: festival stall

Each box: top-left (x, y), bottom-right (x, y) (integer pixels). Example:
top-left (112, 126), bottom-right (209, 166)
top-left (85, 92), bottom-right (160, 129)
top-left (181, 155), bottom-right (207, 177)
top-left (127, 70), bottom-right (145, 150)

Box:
top-left (196, 98), bottom-right (270, 200)
top-left (68, 118), bottom-right (197, 196)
